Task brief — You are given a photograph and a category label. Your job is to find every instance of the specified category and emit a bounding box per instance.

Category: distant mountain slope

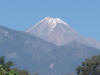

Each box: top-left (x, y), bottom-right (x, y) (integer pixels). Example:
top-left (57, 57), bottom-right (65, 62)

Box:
top-left (0, 25), bottom-right (100, 75)
top-left (26, 17), bottom-right (100, 49)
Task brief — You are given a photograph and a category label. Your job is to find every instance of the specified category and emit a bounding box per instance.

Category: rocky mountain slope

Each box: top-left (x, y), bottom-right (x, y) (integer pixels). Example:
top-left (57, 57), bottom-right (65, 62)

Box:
top-left (26, 17), bottom-right (100, 49)
top-left (0, 17), bottom-right (100, 75)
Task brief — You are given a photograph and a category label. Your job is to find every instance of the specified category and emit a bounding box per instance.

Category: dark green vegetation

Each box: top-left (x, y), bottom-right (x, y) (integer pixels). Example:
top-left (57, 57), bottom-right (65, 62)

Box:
top-left (0, 56), bottom-right (31, 75)
top-left (76, 55), bottom-right (100, 75)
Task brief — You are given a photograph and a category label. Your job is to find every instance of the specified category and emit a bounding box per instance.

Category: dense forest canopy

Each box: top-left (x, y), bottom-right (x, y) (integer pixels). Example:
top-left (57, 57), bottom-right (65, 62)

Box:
top-left (76, 55), bottom-right (100, 75)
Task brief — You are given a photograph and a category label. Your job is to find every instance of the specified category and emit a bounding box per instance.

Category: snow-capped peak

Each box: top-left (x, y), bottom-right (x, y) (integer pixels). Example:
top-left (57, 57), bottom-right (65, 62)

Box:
top-left (44, 17), bottom-right (67, 24)
top-left (26, 17), bottom-right (78, 45)
top-left (43, 17), bottom-right (69, 28)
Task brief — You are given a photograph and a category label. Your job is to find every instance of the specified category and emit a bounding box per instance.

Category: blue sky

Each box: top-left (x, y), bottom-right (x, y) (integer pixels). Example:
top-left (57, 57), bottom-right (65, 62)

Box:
top-left (0, 0), bottom-right (100, 40)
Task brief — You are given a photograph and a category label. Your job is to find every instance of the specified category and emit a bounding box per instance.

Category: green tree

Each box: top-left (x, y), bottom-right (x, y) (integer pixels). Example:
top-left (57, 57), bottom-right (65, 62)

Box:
top-left (0, 56), bottom-right (37, 75)
top-left (0, 56), bottom-right (14, 71)
top-left (12, 68), bottom-right (31, 75)
top-left (76, 55), bottom-right (100, 75)
top-left (0, 56), bottom-right (18, 75)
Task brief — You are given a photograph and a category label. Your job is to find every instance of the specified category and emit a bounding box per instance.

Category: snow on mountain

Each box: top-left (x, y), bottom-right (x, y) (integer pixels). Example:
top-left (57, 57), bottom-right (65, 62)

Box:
top-left (26, 17), bottom-right (100, 49)
top-left (43, 17), bottom-right (68, 28)
top-left (26, 17), bottom-right (79, 45)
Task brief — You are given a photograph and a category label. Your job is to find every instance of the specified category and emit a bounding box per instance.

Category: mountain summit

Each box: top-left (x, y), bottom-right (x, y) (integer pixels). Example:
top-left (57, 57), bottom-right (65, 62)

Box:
top-left (26, 17), bottom-right (80, 45)
top-left (40, 17), bottom-right (68, 28)
top-left (26, 17), bottom-right (100, 49)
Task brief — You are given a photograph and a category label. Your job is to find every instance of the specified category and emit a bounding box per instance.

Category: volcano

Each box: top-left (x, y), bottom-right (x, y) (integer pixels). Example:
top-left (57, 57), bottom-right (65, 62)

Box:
top-left (26, 17), bottom-right (100, 49)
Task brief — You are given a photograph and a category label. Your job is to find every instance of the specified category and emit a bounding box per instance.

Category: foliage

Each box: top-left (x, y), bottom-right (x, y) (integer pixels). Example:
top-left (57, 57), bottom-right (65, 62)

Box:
top-left (0, 56), bottom-right (18, 75)
top-left (0, 56), bottom-right (38, 75)
top-left (12, 68), bottom-right (31, 75)
top-left (76, 55), bottom-right (100, 75)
